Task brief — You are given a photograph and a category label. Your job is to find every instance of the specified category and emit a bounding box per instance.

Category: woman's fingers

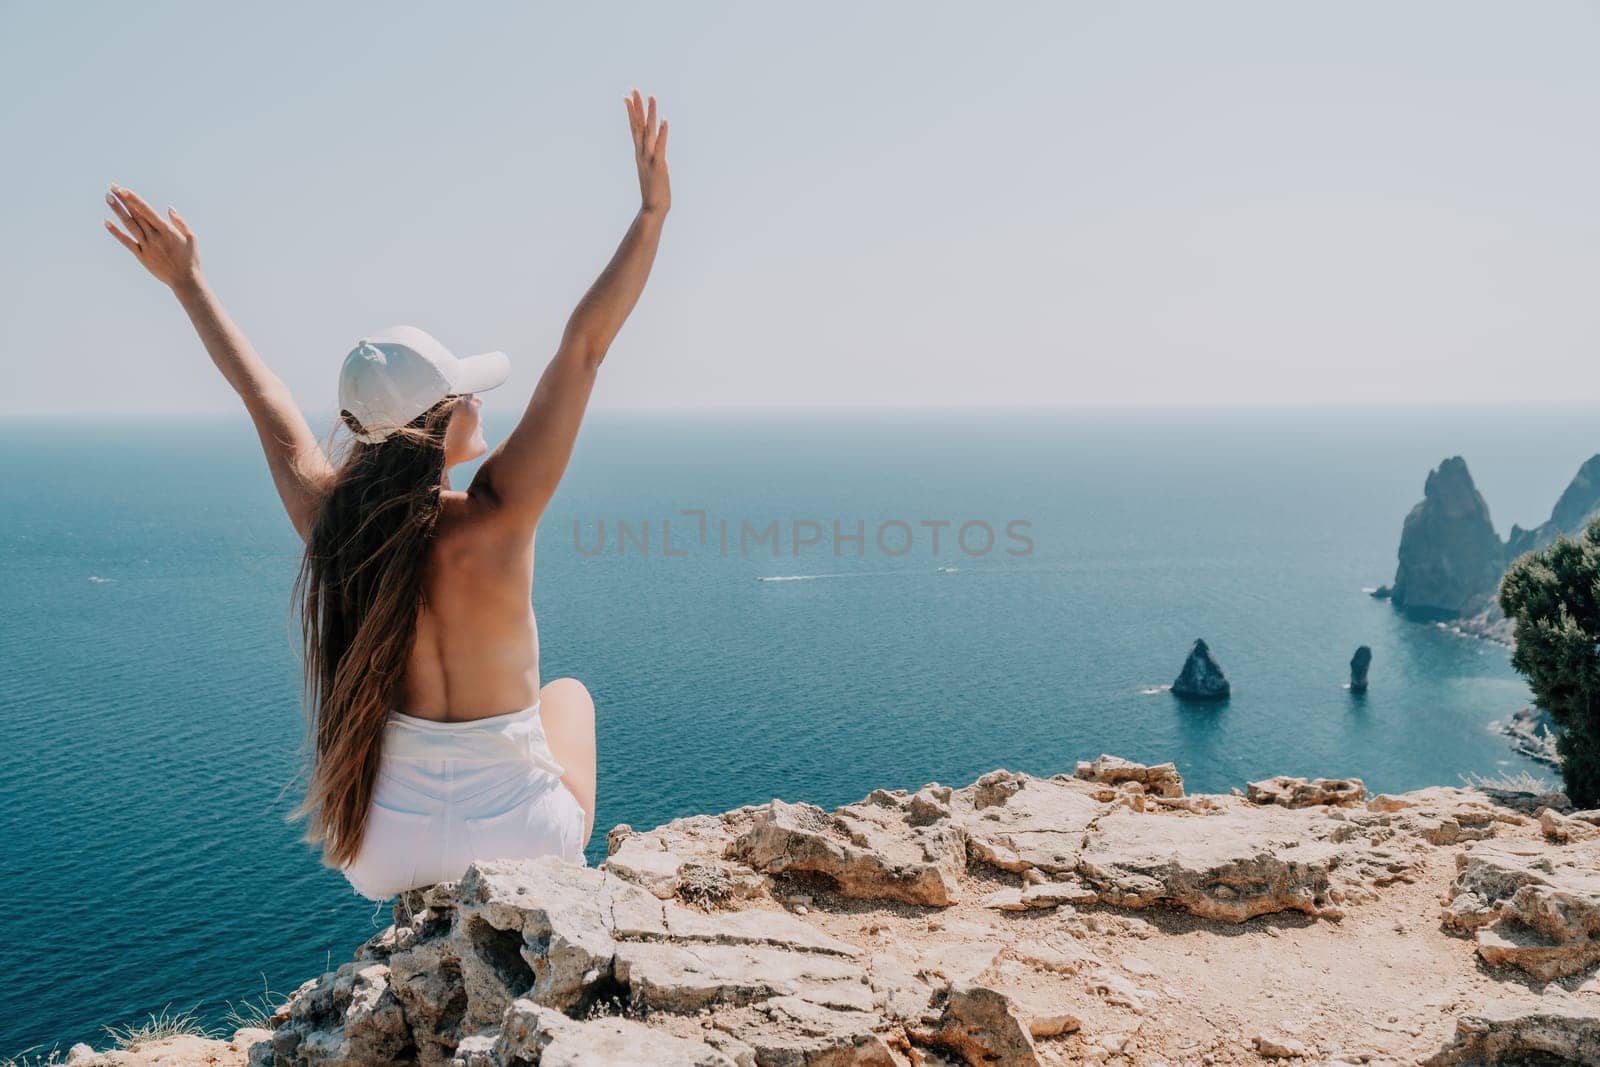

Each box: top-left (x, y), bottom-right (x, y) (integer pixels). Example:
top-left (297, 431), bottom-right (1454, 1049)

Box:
top-left (103, 218), bottom-right (141, 255)
top-left (167, 206), bottom-right (194, 241)
top-left (643, 96), bottom-right (660, 154)
top-left (624, 88), bottom-right (665, 157)
top-left (624, 94), bottom-right (641, 149)
top-left (113, 185), bottom-right (178, 240)
top-left (655, 118), bottom-right (668, 159)
top-left (113, 185), bottom-right (161, 227)
top-left (105, 190), bottom-right (138, 230)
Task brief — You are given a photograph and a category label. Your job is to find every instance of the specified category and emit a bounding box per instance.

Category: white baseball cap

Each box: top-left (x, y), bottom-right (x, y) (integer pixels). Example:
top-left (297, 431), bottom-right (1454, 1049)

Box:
top-left (338, 325), bottom-right (511, 443)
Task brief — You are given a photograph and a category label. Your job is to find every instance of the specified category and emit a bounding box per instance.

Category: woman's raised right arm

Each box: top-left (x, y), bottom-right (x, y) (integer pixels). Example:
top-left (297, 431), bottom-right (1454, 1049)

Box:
top-left (472, 90), bottom-right (671, 536)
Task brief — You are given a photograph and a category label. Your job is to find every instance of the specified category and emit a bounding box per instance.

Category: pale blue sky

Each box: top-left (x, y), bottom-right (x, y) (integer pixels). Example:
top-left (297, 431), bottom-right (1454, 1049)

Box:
top-left (2, 1), bottom-right (1597, 416)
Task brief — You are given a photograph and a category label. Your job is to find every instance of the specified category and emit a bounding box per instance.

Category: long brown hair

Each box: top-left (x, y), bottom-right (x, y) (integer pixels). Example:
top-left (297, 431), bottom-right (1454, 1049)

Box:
top-left (290, 396), bottom-right (458, 867)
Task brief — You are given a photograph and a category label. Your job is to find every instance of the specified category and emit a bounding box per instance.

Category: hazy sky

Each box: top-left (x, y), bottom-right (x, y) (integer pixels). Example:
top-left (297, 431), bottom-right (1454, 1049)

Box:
top-left (3, 1), bottom-right (1597, 416)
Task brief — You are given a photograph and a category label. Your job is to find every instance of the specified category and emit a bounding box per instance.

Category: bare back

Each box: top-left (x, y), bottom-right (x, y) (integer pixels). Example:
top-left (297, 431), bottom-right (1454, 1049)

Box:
top-left (397, 489), bottom-right (542, 722)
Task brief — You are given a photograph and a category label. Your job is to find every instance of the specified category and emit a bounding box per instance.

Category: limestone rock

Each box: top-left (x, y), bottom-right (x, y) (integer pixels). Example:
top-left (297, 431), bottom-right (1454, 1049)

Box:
top-left (910, 982), bottom-right (1042, 1067)
top-left (603, 813), bottom-right (764, 907)
top-left (1171, 638), bottom-right (1230, 700)
top-left (265, 854), bottom-right (892, 1067)
top-left (710, 995), bottom-right (901, 1066)
top-left (495, 999), bottom-right (737, 1066)
top-left (912, 935), bottom-right (1006, 986)
top-left (1073, 754), bottom-right (1184, 798)
top-left (1349, 646), bottom-right (1371, 693)
top-left (954, 771), bottom-right (1104, 876)
top-left (613, 941), bottom-right (875, 1014)
top-left (1363, 786), bottom-right (1510, 845)
top-left (608, 887), bottom-right (860, 958)
top-left (1253, 1033), bottom-right (1309, 1058)
top-left (1004, 933), bottom-right (1100, 977)
top-left (1424, 993), bottom-right (1600, 1066)
top-left (1540, 807), bottom-right (1598, 843)
top-left (1444, 839), bottom-right (1600, 979)
top-left (605, 832), bottom-right (698, 899)
top-left (261, 960), bottom-right (410, 1067)
top-left (448, 858), bottom-right (621, 1018)
top-left (727, 794), bottom-right (967, 906)
top-left (867, 951), bottom-right (939, 1021)
top-left (1075, 803), bottom-right (1410, 921)
top-left (65, 1035), bottom-right (261, 1067)
top-left (1089, 966), bottom-right (1154, 1012)
top-left (1391, 456), bottom-right (1506, 619)
top-left (1247, 776), bottom-right (1366, 809)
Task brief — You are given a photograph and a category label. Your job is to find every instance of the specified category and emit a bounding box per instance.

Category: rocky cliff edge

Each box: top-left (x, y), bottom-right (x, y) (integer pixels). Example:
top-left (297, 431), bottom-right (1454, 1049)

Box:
top-left (60, 757), bottom-right (1600, 1066)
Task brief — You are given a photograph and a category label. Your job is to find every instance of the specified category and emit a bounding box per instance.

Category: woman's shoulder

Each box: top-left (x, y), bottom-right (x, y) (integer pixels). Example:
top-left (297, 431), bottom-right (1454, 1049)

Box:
top-left (434, 489), bottom-right (535, 561)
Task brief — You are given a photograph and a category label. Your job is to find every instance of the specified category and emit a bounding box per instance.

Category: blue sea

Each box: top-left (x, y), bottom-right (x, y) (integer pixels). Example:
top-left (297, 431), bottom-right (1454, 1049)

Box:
top-left (3, 407), bottom-right (1591, 1055)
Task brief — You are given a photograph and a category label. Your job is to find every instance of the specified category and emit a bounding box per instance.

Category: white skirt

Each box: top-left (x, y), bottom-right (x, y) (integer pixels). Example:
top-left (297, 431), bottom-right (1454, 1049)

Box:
top-left (340, 701), bottom-right (588, 901)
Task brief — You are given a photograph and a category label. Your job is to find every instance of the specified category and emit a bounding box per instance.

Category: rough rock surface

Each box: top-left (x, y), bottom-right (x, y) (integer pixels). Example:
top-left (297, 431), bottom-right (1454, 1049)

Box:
top-left (1423, 993), bottom-right (1600, 1065)
top-left (728, 792), bottom-right (968, 906)
top-left (54, 760), bottom-right (1600, 1067)
top-left (1073, 754), bottom-right (1184, 799)
top-left (1247, 775), bottom-right (1367, 809)
top-left (1170, 638), bottom-right (1230, 701)
top-left (1391, 456), bottom-right (1506, 619)
top-left (1442, 838), bottom-right (1600, 980)
top-left (1349, 645), bottom-right (1371, 694)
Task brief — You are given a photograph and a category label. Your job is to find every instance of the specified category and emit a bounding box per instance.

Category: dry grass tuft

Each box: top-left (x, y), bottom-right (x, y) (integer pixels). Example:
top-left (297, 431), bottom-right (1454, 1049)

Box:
top-left (222, 975), bottom-right (286, 1032)
top-left (100, 1003), bottom-right (215, 1050)
top-left (1461, 768), bottom-right (1558, 795)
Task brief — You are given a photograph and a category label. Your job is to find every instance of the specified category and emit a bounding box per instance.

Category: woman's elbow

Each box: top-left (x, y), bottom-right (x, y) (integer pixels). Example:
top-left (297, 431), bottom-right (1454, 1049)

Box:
top-left (558, 327), bottom-right (611, 372)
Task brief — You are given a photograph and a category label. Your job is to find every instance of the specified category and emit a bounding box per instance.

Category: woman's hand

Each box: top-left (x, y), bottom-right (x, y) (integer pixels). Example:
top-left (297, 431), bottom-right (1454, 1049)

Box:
top-left (623, 89), bottom-right (670, 216)
top-left (104, 185), bottom-right (201, 291)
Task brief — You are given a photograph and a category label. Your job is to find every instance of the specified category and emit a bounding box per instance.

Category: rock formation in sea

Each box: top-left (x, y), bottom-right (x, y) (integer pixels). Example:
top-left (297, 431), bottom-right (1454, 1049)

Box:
top-left (1349, 645), bottom-right (1371, 693)
top-left (1170, 638), bottom-right (1230, 701)
top-left (1386, 453), bottom-right (1600, 645)
top-left (55, 757), bottom-right (1600, 1067)
top-left (1507, 454), bottom-right (1600, 560)
top-left (1391, 457), bottom-right (1506, 620)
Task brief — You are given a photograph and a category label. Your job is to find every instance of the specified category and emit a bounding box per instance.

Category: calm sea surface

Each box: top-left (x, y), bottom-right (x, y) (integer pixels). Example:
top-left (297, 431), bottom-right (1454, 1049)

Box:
top-left (2, 408), bottom-right (1591, 1054)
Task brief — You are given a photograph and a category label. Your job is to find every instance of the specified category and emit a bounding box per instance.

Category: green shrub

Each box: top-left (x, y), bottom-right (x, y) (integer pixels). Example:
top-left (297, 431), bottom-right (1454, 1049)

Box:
top-left (1499, 517), bottom-right (1600, 806)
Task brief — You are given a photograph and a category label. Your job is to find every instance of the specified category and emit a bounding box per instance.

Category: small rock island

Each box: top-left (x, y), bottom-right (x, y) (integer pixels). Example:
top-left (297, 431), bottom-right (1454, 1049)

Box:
top-left (1350, 645), bottom-right (1372, 694)
top-left (1171, 638), bottom-right (1230, 701)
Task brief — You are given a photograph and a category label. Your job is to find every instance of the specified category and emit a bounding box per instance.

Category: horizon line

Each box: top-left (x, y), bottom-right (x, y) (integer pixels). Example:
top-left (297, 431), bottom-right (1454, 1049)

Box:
top-left (7, 400), bottom-right (1600, 419)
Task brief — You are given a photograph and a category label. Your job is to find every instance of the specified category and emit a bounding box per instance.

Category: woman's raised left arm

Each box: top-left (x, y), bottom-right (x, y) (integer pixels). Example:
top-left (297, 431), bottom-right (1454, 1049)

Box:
top-left (105, 185), bottom-right (335, 540)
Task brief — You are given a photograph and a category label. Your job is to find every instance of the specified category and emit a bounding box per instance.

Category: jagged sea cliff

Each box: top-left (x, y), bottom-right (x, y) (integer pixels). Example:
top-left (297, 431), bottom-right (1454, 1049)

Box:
top-left (1389, 453), bottom-right (1600, 643)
